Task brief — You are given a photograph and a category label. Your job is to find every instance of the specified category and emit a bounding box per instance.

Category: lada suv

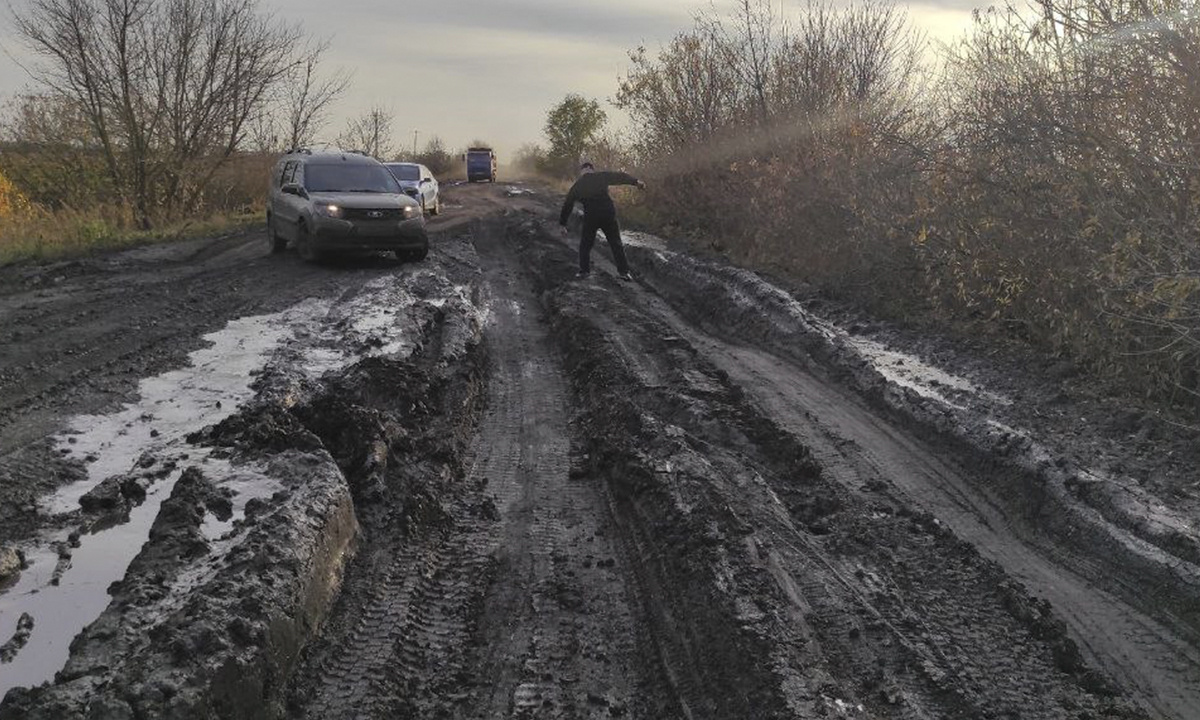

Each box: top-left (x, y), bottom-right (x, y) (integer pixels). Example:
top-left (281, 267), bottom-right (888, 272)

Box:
top-left (267, 150), bottom-right (428, 262)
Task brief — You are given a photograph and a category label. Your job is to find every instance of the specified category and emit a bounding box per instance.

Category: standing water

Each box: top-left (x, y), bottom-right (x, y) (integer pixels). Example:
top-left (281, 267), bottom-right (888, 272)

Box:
top-left (0, 299), bottom-right (330, 698)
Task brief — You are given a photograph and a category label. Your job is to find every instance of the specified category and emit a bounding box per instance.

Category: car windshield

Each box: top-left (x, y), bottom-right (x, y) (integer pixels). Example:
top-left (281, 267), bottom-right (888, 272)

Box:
top-left (386, 164), bottom-right (421, 181)
top-left (304, 163), bottom-right (401, 193)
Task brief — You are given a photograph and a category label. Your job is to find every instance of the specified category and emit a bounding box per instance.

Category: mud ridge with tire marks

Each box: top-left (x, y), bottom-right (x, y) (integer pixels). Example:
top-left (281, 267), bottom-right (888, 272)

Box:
top-left (285, 219), bottom-right (681, 718)
top-left (0, 259), bottom-right (485, 719)
top-left (508, 216), bottom-right (1150, 719)
top-left (619, 238), bottom-right (1200, 718)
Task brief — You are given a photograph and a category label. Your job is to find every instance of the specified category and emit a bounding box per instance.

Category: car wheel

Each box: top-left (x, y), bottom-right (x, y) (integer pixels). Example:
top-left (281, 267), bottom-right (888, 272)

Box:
top-left (421, 197), bottom-right (427, 215)
top-left (296, 222), bottom-right (323, 263)
top-left (401, 246), bottom-right (428, 262)
top-left (267, 214), bottom-right (287, 253)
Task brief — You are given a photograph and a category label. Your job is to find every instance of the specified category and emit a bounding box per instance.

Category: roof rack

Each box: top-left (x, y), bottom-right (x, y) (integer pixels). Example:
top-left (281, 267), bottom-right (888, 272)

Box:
top-left (284, 147), bottom-right (313, 155)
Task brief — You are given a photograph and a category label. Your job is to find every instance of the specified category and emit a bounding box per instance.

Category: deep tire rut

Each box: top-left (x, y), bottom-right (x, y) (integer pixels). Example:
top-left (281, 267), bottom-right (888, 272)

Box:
top-left (516, 216), bottom-right (1156, 718)
top-left (629, 251), bottom-right (1200, 720)
top-left (289, 219), bottom-right (663, 719)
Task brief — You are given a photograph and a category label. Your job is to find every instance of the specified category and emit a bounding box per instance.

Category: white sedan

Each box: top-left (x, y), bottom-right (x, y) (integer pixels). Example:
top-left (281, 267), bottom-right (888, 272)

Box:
top-left (384, 162), bottom-right (441, 216)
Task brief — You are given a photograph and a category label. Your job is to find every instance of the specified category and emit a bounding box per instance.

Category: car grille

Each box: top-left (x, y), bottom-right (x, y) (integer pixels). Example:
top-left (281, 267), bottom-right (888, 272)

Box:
top-left (343, 208), bottom-right (403, 220)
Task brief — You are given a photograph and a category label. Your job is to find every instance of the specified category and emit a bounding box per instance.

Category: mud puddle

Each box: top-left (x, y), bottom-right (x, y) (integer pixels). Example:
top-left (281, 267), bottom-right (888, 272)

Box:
top-left (844, 336), bottom-right (1011, 409)
top-left (0, 272), bottom-right (438, 698)
top-left (0, 454), bottom-right (242, 697)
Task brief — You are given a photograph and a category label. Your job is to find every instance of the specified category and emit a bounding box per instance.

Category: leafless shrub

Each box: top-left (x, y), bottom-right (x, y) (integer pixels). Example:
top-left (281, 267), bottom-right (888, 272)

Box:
top-left (617, 32), bottom-right (744, 154)
top-left (12, 0), bottom-right (324, 227)
top-left (336, 106), bottom-right (395, 159)
top-left (512, 143), bottom-right (550, 178)
top-left (622, 0), bottom-right (930, 302)
top-left (410, 136), bottom-right (455, 176)
top-left (625, 0), bottom-right (1200, 407)
top-left (920, 0), bottom-right (1200, 401)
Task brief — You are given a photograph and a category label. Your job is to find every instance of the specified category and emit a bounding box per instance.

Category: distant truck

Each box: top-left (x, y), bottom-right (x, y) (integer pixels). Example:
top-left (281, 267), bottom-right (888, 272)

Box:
top-left (465, 147), bottom-right (497, 183)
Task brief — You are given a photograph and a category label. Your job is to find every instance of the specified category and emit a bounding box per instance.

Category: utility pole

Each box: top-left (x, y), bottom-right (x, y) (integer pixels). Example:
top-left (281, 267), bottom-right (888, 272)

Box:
top-left (412, 130), bottom-right (420, 158)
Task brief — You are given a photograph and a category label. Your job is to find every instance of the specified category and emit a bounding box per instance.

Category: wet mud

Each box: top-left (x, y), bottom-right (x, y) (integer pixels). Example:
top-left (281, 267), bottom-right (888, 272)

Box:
top-left (1, 185), bottom-right (1197, 718)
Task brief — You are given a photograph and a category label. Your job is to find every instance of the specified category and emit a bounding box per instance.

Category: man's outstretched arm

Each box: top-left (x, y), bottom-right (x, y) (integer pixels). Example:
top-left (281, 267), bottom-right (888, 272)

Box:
top-left (595, 171), bottom-right (645, 189)
top-left (559, 187), bottom-right (578, 226)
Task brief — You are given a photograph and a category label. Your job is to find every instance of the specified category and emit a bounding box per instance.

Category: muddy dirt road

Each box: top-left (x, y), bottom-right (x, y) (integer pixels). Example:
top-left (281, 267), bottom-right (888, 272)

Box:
top-left (1, 183), bottom-right (1198, 719)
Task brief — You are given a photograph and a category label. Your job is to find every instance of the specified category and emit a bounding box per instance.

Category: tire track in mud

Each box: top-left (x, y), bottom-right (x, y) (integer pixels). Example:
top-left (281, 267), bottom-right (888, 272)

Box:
top-left (290, 219), bottom-right (659, 719)
top-left (513, 216), bottom-right (1148, 719)
top-left (286, 301), bottom-right (491, 719)
top-left (682, 334), bottom-right (1200, 718)
top-left (457, 219), bottom-right (655, 719)
top-left (625, 249), bottom-right (1200, 719)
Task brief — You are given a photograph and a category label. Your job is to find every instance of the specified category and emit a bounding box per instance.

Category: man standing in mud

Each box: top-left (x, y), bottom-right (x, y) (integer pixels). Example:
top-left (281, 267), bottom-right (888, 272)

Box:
top-left (559, 162), bottom-right (645, 281)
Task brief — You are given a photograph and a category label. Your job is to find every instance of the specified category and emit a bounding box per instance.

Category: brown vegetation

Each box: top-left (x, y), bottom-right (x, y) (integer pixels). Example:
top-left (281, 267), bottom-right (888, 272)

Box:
top-left (618, 0), bottom-right (1200, 410)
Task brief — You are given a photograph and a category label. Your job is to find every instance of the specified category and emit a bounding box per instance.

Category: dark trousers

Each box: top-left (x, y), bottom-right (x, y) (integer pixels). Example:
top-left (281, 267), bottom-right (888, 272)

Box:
top-left (580, 216), bottom-right (630, 275)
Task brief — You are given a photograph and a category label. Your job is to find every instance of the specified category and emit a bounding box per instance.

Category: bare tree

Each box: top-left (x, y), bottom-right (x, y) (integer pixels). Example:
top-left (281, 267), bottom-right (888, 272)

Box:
top-left (156, 0), bottom-right (303, 212)
top-left (14, 0), bottom-right (308, 226)
top-left (283, 40), bottom-right (351, 151)
top-left (616, 34), bottom-right (744, 153)
top-left (699, 0), bottom-right (785, 124)
top-left (337, 106), bottom-right (395, 159)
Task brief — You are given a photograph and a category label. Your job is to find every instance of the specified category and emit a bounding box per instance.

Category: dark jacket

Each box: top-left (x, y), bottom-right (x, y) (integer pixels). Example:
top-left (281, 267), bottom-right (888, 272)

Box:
top-left (559, 171), bottom-right (640, 225)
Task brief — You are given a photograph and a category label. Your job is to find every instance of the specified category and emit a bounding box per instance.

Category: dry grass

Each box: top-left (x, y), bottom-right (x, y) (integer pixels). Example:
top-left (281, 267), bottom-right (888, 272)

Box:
top-left (0, 204), bottom-right (260, 266)
top-left (0, 169), bottom-right (32, 218)
top-left (0, 148), bottom-right (270, 266)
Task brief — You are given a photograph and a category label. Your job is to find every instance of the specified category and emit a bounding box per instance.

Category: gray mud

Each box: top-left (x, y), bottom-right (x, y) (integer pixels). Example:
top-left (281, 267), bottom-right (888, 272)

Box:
top-left (1, 185), bottom-right (1197, 718)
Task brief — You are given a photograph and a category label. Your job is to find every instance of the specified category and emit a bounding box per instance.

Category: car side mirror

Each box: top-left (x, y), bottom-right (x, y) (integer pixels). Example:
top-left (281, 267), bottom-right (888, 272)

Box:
top-left (282, 183), bottom-right (307, 198)
top-left (422, 178), bottom-right (432, 184)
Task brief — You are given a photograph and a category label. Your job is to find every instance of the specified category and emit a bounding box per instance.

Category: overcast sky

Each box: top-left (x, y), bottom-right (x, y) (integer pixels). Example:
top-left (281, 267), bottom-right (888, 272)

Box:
top-left (0, 0), bottom-right (984, 162)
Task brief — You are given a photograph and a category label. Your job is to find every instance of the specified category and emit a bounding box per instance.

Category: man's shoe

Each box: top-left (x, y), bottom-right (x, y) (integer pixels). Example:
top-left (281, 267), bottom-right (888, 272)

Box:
top-left (618, 272), bottom-right (633, 282)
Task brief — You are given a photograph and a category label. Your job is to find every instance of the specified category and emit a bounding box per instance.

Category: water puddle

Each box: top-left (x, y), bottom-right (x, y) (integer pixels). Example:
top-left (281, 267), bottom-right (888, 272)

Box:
top-left (1, 453), bottom-right (215, 697)
top-left (199, 462), bottom-right (283, 542)
top-left (0, 274), bottom-right (441, 697)
top-left (845, 337), bottom-right (1010, 410)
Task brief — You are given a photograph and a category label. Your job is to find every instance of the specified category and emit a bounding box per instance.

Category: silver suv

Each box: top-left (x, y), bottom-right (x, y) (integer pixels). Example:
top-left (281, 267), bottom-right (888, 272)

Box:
top-left (266, 150), bottom-right (429, 262)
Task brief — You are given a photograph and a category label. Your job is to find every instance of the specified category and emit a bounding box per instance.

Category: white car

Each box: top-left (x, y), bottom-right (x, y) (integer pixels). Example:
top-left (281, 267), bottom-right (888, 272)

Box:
top-left (384, 162), bottom-right (441, 215)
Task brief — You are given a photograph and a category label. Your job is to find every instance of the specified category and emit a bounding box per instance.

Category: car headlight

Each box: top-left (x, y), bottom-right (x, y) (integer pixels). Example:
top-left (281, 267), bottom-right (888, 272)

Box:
top-left (314, 204), bottom-right (343, 218)
top-left (403, 205), bottom-right (420, 219)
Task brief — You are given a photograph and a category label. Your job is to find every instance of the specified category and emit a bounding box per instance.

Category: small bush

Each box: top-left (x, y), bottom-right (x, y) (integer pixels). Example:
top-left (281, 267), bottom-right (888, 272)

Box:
top-left (0, 169), bottom-right (31, 218)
